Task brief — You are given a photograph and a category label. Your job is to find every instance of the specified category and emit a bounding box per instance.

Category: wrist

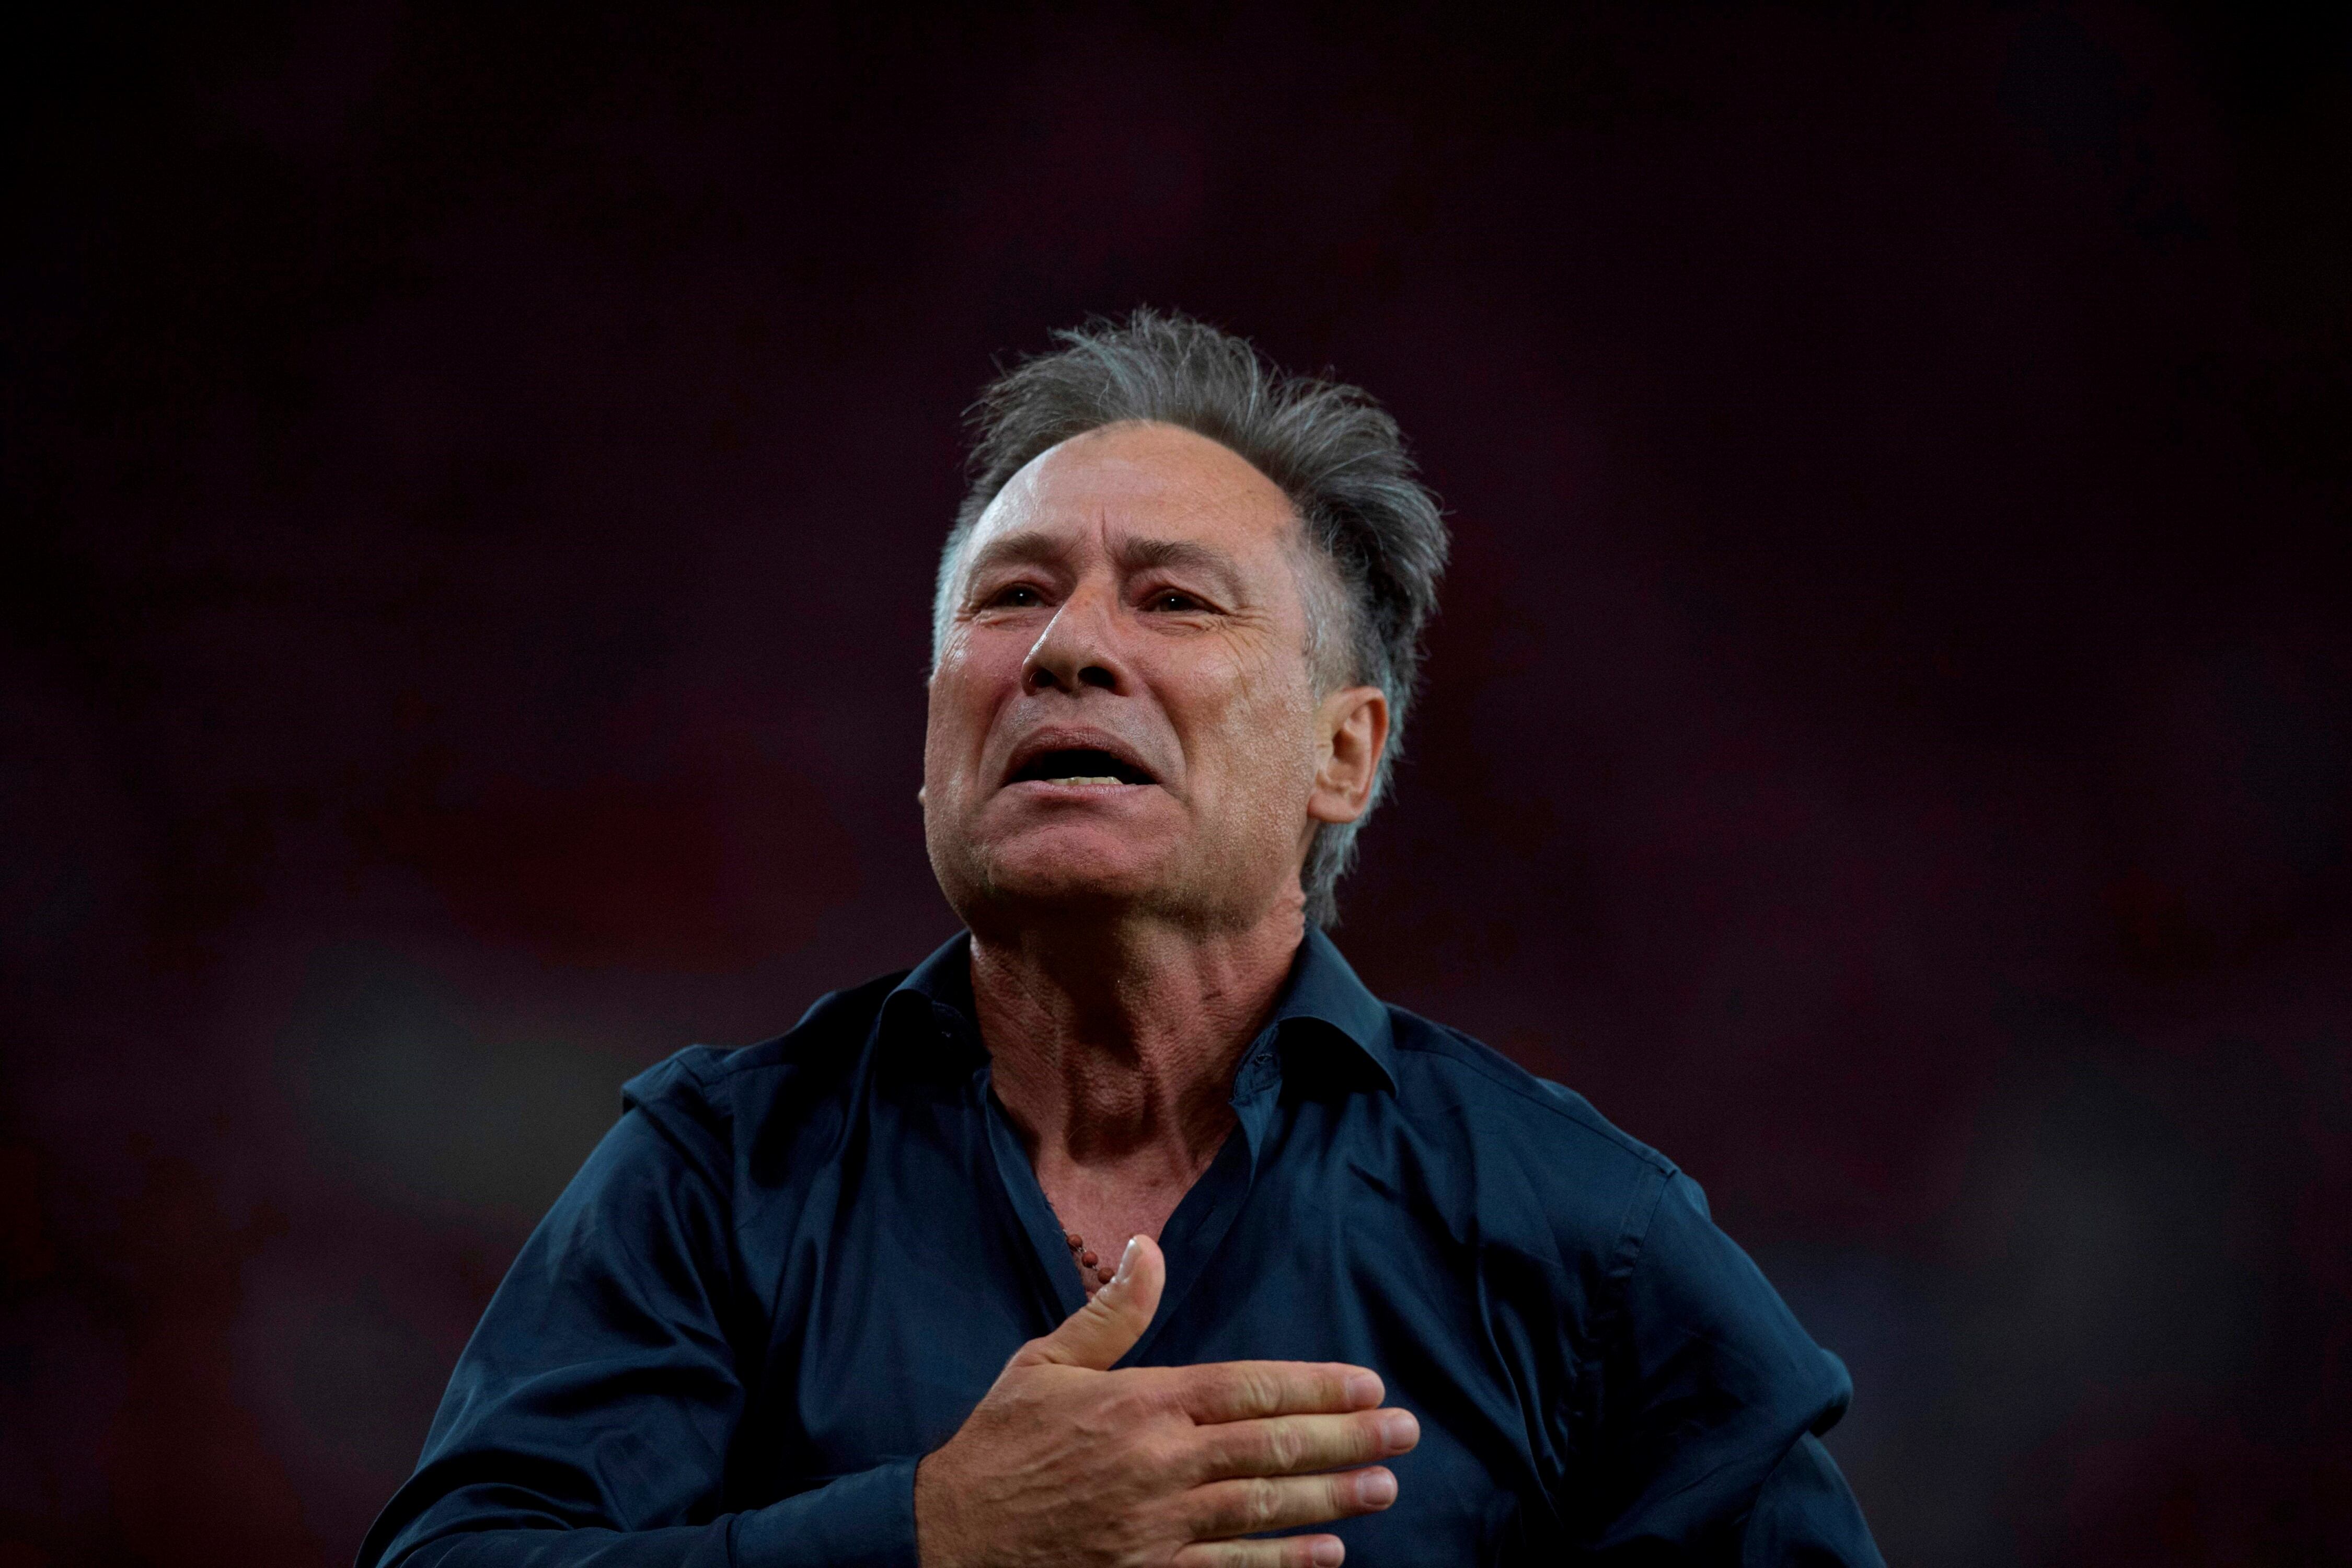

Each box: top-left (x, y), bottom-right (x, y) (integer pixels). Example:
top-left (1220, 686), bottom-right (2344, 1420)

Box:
top-left (912, 1449), bottom-right (973, 1568)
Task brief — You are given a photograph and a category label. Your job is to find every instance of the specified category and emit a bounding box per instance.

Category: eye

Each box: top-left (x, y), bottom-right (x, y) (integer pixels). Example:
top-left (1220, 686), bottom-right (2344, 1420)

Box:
top-left (1146, 589), bottom-right (1206, 613)
top-left (986, 583), bottom-right (1045, 609)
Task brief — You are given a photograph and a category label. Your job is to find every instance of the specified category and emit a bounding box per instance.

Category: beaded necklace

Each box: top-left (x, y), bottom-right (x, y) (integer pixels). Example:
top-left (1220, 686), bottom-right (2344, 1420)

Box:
top-left (1064, 1231), bottom-right (1116, 1295)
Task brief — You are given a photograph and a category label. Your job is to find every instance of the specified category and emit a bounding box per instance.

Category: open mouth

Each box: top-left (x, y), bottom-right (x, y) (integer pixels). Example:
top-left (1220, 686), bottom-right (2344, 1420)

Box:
top-left (1009, 748), bottom-right (1156, 787)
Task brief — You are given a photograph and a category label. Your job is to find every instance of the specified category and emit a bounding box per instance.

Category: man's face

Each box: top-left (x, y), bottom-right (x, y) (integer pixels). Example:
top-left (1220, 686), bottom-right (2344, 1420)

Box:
top-left (923, 421), bottom-right (1378, 932)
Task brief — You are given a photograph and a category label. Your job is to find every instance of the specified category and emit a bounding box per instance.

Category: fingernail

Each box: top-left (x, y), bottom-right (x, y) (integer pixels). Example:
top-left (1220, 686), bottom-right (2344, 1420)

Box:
top-left (1357, 1469), bottom-right (1397, 1507)
top-left (1344, 1371), bottom-right (1382, 1408)
top-left (1311, 1540), bottom-right (1344, 1566)
top-left (1380, 1411), bottom-right (1419, 1450)
top-left (1112, 1236), bottom-right (1140, 1287)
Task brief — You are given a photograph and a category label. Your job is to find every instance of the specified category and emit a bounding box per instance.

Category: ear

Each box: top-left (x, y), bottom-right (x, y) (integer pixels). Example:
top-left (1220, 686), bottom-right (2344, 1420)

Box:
top-left (1307, 685), bottom-right (1390, 825)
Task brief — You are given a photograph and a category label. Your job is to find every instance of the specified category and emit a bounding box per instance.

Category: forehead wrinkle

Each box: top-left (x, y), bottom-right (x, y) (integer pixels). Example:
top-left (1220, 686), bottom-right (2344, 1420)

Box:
top-left (963, 527), bottom-right (1063, 571)
top-left (1115, 535), bottom-right (1249, 595)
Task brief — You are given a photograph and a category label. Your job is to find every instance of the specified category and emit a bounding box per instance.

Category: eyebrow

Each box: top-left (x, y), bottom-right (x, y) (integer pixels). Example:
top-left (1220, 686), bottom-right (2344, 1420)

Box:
top-left (1120, 536), bottom-right (1246, 589)
top-left (960, 531), bottom-right (1250, 596)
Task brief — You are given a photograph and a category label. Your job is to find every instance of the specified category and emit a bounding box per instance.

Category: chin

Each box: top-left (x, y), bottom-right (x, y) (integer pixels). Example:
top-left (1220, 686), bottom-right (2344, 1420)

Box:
top-left (925, 817), bottom-right (1174, 920)
top-left (981, 843), bottom-right (1170, 910)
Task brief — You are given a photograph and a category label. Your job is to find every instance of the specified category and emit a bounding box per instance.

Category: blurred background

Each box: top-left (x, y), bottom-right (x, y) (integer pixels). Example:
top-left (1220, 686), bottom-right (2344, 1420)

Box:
top-left (4, 3), bottom-right (2349, 1564)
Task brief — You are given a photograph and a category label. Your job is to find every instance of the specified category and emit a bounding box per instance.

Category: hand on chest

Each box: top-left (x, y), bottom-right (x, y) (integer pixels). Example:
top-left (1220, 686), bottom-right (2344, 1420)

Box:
top-left (753, 1195), bottom-right (1542, 1561)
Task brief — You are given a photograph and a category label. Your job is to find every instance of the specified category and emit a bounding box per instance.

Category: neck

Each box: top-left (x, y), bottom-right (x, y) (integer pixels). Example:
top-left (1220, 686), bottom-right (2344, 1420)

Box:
top-left (970, 904), bottom-right (1305, 1193)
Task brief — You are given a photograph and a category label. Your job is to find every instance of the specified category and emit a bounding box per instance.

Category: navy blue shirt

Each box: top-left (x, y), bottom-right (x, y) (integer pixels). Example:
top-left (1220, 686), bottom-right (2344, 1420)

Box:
top-left (360, 931), bottom-right (1883, 1566)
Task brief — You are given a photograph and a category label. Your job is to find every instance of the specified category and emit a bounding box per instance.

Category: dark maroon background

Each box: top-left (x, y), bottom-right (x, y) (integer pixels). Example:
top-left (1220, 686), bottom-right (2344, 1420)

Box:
top-left (5, 4), bottom-right (2349, 1564)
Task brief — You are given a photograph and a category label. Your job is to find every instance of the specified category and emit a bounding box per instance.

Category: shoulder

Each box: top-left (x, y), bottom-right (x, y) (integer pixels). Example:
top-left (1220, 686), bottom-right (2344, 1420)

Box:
top-left (1378, 1007), bottom-right (1685, 1253)
top-left (1384, 1007), bottom-right (1677, 1179)
top-left (616, 968), bottom-right (909, 1185)
top-left (1376, 1012), bottom-right (1826, 1381)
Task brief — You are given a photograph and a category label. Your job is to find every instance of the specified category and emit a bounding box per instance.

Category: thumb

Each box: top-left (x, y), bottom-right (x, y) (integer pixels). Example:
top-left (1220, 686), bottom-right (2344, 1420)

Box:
top-left (1011, 1235), bottom-right (1164, 1371)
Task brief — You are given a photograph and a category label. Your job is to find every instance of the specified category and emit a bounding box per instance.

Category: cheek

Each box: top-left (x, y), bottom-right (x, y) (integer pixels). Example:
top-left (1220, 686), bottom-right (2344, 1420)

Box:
top-left (924, 645), bottom-right (1004, 780)
top-left (1189, 668), bottom-right (1318, 801)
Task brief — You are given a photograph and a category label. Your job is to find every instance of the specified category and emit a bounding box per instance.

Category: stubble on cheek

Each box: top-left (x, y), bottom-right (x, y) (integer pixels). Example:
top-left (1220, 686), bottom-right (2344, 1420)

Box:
top-left (1190, 658), bottom-right (1322, 905)
top-left (919, 642), bottom-right (999, 905)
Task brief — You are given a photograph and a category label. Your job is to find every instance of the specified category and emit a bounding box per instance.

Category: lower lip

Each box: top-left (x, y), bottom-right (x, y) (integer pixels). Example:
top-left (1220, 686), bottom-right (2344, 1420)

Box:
top-left (1004, 779), bottom-right (1156, 795)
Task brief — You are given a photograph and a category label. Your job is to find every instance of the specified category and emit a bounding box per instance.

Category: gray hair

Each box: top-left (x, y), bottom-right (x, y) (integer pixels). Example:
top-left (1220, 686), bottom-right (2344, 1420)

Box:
top-left (932, 309), bottom-right (1449, 926)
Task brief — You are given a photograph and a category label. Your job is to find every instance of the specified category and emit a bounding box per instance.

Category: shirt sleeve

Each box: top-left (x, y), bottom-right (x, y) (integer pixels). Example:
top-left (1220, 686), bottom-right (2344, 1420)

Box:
top-left (1574, 1171), bottom-right (1885, 1566)
top-left (355, 1099), bottom-right (919, 1568)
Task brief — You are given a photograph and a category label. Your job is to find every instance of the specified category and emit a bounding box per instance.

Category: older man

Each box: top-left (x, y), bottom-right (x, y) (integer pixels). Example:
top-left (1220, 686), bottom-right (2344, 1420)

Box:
top-left (360, 313), bottom-right (1883, 1566)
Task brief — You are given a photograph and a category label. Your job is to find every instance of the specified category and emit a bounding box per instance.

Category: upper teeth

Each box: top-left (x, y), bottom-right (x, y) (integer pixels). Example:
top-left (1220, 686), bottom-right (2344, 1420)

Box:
top-left (1048, 775), bottom-right (1123, 786)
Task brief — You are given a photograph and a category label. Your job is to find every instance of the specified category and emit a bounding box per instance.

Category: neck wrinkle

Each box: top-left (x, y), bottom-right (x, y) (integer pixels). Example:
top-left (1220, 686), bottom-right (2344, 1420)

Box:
top-left (970, 906), bottom-right (1302, 1177)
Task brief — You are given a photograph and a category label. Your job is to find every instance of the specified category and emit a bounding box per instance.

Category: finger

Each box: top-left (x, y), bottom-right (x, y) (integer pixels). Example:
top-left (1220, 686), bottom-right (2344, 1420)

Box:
top-left (1176, 1361), bottom-right (1385, 1423)
top-left (1185, 1466), bottom-right (1399, 1540)
top-left (1193, 1408), bottom-right (1420, 1480)
top-left (1171, 1534), bottom-right (1345, 1568)
top-left (1008, 1235), bottom-right (1163, 1372)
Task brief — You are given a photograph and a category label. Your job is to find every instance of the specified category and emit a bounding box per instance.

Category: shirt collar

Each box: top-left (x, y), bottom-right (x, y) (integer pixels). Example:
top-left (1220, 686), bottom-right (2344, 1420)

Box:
top-left (879, 926), bottom-right (1397, 1096)
top-left (1258, 926), bottom-right (1398, 1094)
top-left (874, 934), bottom-right (988, 1080)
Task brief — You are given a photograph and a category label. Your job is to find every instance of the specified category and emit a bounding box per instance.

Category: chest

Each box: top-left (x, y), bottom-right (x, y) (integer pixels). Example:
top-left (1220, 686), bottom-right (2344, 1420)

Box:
top-left (1033, 1175), bottom-right (1190, 1293)
top-left (727, 1115), bottom-right (1568, 1561)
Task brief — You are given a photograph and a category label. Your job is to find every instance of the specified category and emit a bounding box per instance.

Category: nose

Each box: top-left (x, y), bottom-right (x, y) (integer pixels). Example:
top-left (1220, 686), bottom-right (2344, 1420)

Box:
top-left (1022, 588), bottom-right (1128, 696)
